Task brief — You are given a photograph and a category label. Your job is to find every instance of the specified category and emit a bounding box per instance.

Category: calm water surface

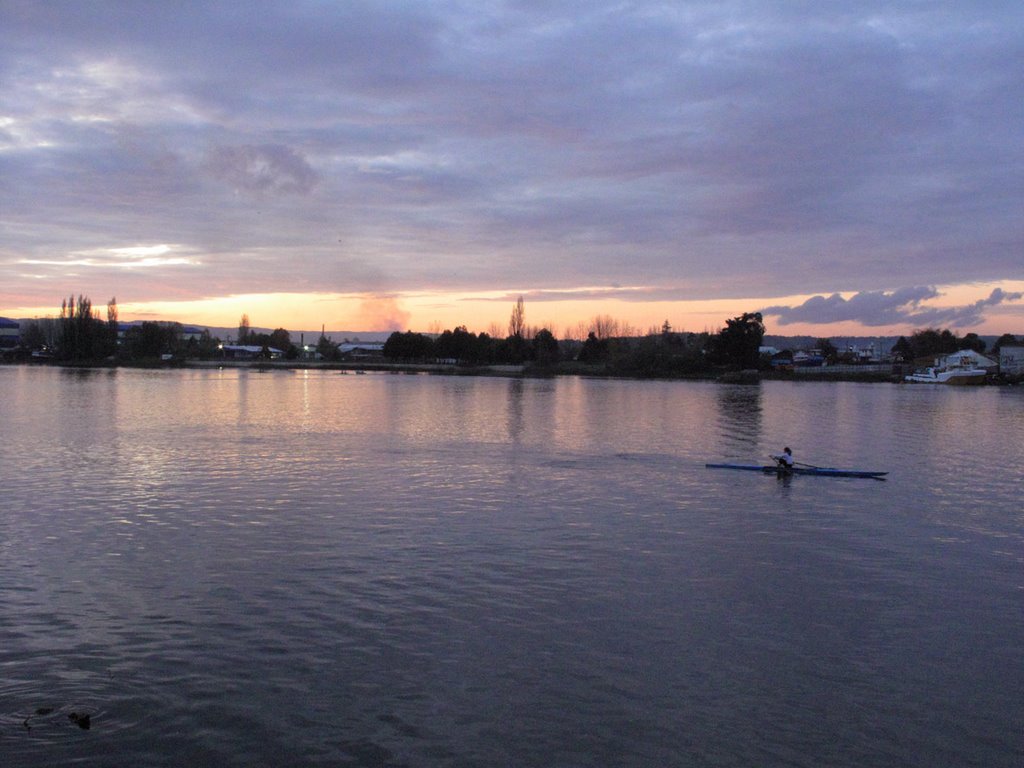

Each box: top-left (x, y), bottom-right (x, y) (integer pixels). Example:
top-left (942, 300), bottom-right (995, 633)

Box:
top-left (1, 367), bottom-right (1021, 767)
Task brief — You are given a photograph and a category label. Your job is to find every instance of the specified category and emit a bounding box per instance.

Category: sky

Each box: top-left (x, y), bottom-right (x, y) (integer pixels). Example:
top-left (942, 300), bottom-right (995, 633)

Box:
top-left (1, 0), bottom-right (1022, 338)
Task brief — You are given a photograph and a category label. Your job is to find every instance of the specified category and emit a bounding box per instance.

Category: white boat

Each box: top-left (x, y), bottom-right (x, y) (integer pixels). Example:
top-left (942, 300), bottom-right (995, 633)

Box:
top-left (905, 366), bottom-right (986, 384)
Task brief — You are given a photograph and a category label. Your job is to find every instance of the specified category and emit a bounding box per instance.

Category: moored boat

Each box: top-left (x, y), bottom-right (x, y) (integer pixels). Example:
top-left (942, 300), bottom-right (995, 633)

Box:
top-left (904, 366), bottom-right (986, 384)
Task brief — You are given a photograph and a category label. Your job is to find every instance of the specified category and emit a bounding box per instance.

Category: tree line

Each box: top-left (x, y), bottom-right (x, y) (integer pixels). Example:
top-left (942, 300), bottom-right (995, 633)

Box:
top-left (381, 307), bottom-right (767, 375)
top-left (8, 293), bottom-right (1016, 375)
top-left (890, 328), bottom-right (1017, 362)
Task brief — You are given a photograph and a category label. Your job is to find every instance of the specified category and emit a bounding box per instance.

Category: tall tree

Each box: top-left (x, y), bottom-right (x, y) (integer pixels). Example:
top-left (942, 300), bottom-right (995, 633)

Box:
top-left (238, 314), bottom-right (251, 345)
top-left (106, 297), bottom-right (119, 356)
top-left (58, 294), bottom-right (103, 360)
top-left (590, 315), bottom-right (620, 339)
top-left (508, 296), bottom-right (525, 339)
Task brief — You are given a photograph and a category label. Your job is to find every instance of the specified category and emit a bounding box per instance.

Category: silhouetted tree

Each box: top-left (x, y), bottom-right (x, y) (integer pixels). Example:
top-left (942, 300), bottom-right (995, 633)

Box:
top-left (906, 328), bottom-right (961, 360)
top-left (577, 332), bottom-right (609, 363)
top-left (57, 294), bottom-right (106, 361)
top-left (106, 297), bottom-right (119, 356)
top-left (383, 331), bottom-right (433, 361)
top-left (20, 320), bottom-right (46, 350)
top-left (238, 314), bottom-right (252, 345)
top-left (815, 338), bottom-right (839, 364)
top-left (532, 328), bottom-right (560, 365)
top-left (267, 328), bottom-right (295, 356)
top-left (891, 336), bottom-right (912, 361)
top-left (316, 333), bottom-right (340, 361)
top-left (993, 333), bottom-right (1018, 353)
top-left (958, 332), bottom-right (986, 353)
top-left (508, 296), bottom-right (525, 339)
top-left (709, 312), bottom-right (765, 369)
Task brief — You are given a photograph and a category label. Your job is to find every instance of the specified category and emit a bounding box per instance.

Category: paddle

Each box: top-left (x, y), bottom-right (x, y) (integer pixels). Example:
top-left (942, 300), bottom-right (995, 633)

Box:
top-left (768, 456), bottom-right (827, 470)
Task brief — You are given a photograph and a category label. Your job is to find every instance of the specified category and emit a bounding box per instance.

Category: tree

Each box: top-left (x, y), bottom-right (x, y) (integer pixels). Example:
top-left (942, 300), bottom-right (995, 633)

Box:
top-left (905, 327), bottom-right (961, 360)
top-left (532, 328), bottom-right (560, 365)
top-left (20, 320), bottom-right (46, 350)
top-left (316, 333), bottom-right (340, 361)
top-left (58, 294), bottom-right (105, 361)
top-left (238, 314), bottom-right (252, 345)
top-left (508, 296), bottom-right (525, 339)
top-left (267, 328), bottom-right (293, 355)
top-left (383, 331), bottom-right (434, 360)
top-left (710, 312), bottom-right (765, 369)
top-left (993, 333), bottom-right (1018, 353)
top-left (891, 336), bottom-right (913, 361)
top-left (590, 314), bottom-right (620, 340)
top-left (959, 333), bottom-right (986, 353)
top-left (815, 338), bottom-right (839, 364)
top-left (106, 297), bottom-right (119, 356)
top-left (577, 332), bottom-right (609, 363)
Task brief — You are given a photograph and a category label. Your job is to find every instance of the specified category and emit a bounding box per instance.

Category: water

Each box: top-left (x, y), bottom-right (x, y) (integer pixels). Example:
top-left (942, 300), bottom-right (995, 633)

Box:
top-left (0, 367), bottom-right (1021, 767)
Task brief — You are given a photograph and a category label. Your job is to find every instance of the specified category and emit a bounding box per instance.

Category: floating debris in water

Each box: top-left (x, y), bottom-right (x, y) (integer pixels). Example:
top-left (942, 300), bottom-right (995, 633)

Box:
top-left (21, 707), bottom-right (92, 731)
top-left (22, 707), bottom-right (55, 730)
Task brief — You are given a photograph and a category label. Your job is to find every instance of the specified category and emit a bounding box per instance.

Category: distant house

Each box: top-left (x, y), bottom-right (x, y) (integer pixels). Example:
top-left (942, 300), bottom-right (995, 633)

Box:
top-left (0, 317), bottom-right (19, 348)
top-left (845, 343), bottom-right (881, 363)
top-left (999, 345), bottom-right (1024, 377)
top-left (792, 349), bottom-right (825, 367)
top-left (338, 342), bottom-right (385, 361)
top-left (220, 344), bottom-right (283, 360)
top-left (939, 349), bottom-right (997, 371)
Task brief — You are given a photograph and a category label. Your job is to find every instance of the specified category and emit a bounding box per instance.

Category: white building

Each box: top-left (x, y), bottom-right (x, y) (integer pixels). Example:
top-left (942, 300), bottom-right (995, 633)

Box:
top-left (999, 345), bottom-right (1024, 376)
top-left (938, 349), bottom-right (997, 371)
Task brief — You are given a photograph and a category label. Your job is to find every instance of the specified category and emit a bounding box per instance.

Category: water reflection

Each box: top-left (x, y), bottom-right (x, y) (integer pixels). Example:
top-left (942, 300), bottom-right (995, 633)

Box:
top-left (715, 383), bottom-right (763, 454)
top-left (1, 369), bottom-right (1021, 768)
top-left (506, 378), bottom-right (524, 443)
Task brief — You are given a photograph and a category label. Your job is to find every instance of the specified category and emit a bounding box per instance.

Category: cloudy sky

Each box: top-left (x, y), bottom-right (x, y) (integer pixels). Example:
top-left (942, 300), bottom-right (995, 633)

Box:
top-left (2, 0), bottom-right (1022, 336)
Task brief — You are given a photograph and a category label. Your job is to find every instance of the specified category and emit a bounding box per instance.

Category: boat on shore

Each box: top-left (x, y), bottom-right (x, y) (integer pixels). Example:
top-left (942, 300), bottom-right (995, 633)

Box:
top-left (904, 366), bottom-right (986, 384)
top-left (705, 463), bottom-right (887, 479)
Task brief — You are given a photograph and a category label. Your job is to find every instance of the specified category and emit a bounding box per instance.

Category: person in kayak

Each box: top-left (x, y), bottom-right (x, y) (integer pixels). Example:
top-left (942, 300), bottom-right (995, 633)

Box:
top-left (773, 447), bottom-right (794, 472)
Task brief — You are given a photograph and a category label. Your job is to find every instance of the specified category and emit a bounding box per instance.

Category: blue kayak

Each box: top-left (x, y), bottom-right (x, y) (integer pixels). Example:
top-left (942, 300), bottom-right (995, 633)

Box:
top-left (705, 463), bottom-right (888, 479)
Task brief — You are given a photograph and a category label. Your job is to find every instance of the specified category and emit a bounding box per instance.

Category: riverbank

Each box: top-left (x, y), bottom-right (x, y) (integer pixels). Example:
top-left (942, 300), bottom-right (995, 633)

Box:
top-left (5, 357), bottom-right (1019, 384)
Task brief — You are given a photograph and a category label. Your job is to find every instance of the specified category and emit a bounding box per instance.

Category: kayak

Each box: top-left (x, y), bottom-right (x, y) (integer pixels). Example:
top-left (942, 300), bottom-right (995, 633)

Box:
top-left (705, 463), bottom-right (888, 479)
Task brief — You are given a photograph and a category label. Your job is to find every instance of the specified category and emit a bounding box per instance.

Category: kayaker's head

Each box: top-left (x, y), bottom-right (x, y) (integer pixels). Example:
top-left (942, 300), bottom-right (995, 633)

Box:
top-left (784, 447), bottom-right (791, 454)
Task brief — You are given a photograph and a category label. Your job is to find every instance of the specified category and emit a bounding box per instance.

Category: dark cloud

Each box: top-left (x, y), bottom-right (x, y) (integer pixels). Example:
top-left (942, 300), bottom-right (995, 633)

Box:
top-left (206, 145), bottom-right (318, 196)
top-left (762, 287), bottom-right (1023, 328)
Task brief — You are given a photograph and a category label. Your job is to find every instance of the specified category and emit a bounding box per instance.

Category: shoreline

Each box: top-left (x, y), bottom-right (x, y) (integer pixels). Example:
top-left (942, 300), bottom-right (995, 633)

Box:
top-left (5, 357), bottom-right (1019, 385)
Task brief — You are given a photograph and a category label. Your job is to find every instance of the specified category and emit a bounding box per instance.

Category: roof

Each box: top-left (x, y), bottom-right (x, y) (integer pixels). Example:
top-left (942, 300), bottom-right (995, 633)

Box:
top-left (941, 349), bottom-right (997, 367)
top-left (222, 345), bottom-right (283, 354)
top-left (339, 342), bottom-right (385, 353)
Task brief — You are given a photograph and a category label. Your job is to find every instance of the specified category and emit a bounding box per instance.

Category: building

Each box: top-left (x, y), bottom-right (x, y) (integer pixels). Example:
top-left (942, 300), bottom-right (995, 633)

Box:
top-left (999, 345), bottom-right (1024, 377)
top-left (938, 349), bottom-right (997, 372)
top-left (0, 317), bottom-right (19, 348)
top-left (338, 342), bottom-right (385, 360)
top-left (792, 349), bottom-right (825, 367)
top-left (220, 344), bottom-right (283, 360)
